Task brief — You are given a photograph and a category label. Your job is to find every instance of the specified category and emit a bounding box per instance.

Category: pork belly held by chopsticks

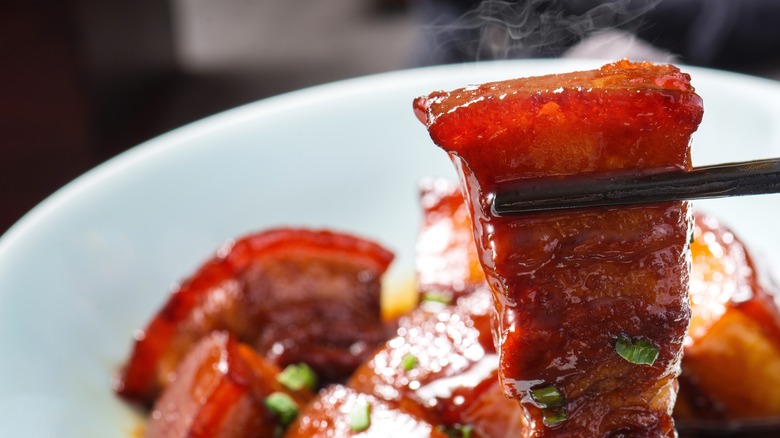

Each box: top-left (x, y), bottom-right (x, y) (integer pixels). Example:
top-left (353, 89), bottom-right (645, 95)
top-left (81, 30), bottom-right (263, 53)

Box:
top-left (414, 60), bottom-right (704, 436)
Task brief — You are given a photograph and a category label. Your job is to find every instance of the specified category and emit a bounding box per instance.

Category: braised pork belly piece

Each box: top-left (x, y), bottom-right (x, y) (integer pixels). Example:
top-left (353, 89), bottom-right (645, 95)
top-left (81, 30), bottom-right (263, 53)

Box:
top-left (350, 290), bottom-right (527, 437)
top-left (344, 182), bottom-right (526, 437)
top-left (116, 228), bottom-right (394, 405)
top-left (349, 179), bottom-right (523, 436)
top-left (145, 331), bottom-right (313, 438)
top-left (416, 178), bottom-right (489, 304)
top-left (676, 212), bottom-right (780, 420)
top-left (286, 385), bottom-right (449, 437)
top-left (416, 181), bottom-right (780, 425)
top-left (415, 60), bottom-right (704, 436)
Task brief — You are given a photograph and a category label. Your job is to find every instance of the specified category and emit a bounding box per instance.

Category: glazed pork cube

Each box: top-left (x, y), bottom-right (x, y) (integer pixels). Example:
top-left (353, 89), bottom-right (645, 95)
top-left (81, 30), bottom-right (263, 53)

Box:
top-left (416, 60), bottom-right (703, 436)
top-left (286, 385), bottom-right (449, 437)
top-left (676, 212), bottom-right (780, 420)
top-left (146, 331), bottom-right (313, 437)
top-left (116, 228), bottom-right (394, 405)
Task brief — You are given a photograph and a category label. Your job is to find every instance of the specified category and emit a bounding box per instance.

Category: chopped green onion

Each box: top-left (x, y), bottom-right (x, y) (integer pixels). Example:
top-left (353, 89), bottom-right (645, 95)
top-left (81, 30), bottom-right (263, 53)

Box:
top-left (542, 406), bottom-right (568, 427)
top-left (439, 424), bottom-right (474, 437)
top-left (349, 401), bottom-right (371, 432)
top-left (531, 385), bottom-right (567, 426)
top-left (264, 392), bottom-right (299, 425)
top-left (690, 232), bottom-right (695, 245)
top-left (422, 291), bottom-right (452, 305)
top-left (530, 385), bottom-right (564, 408)
top-left (615, 335), bottom-right (659, 365)
top-left (531, 385), bottom-right (568, 427)
top-left (277, 363), bottom-right (317, 391)
top-left (401, 353), bottom-right (418, 371)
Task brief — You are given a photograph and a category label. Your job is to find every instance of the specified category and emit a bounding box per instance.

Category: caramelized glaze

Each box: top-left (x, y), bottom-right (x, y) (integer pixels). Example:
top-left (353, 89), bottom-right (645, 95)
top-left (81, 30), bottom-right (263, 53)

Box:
top-left (676, 213), bottom-right (780, 420)
top-left (286, 385), bottom-right (449, 437)
top-left (416, 60), bottom-right (704, 436)
top-left (116, 229), bottom-right (394, 405)
top-left (416, 178), bottom-right (489, 302)
top-left (349, 290), bottom-right (528, 437)
top-left (145, 331), bottom-right (313, 437)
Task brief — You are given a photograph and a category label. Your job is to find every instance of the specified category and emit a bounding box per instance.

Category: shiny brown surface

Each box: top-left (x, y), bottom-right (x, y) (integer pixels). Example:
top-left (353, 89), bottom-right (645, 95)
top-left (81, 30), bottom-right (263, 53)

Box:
top-left (416, 178), bottom-right (488, 302)
top-left (350, 291), bottom-right (527, 437)
top-left (116, 228), bottom-right (394, 405)
top-left (343, 181), bottom-right (526, 437)
top-left (416, 60), bottom-right (704, 436)
top-left (145, 331), bottom-right (312, 438)
top-left (286, 385), bottom-right (449, 438)
top-left (676, 213), bottom-right (780, 421)
top-left (413, 181), bottom-right (780, 434)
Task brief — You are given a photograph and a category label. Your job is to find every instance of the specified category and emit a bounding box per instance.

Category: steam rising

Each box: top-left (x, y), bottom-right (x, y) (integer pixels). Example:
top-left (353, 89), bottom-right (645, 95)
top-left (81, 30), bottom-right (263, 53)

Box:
top-left (428, 0), bottom-right (663, 62)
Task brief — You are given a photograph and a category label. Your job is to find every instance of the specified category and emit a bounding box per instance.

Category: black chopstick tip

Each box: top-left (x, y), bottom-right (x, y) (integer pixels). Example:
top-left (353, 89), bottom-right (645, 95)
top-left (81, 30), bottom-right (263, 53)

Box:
top-left (491, 158), bottom-right (780, 215)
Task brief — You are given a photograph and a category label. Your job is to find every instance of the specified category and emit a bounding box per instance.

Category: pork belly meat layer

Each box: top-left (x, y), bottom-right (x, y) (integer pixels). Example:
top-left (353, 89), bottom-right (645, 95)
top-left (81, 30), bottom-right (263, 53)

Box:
top-left (416, 178), bottom-right (489, 303)
top-left (286, 385), bottom-right (449, 438)
top-left (116, 228), bottom-right (394, 405)
top-left (676, 213), bottom-right (780, 420)
top-left (350, 290), bottom-right (528, 437)
top-left (145, 331), bottom-right (313, 438)
top-left (415, 60), bottom-right (703, 436)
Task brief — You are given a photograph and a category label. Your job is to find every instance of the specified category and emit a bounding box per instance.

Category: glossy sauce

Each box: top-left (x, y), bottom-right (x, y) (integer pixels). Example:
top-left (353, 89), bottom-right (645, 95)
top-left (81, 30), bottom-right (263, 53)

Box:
top-left (349, 291), bottom-right (529, 437)
top-left (416, 178), bottom-right (488, 302)
top-left (416, 60), bottom-right (704, 436)
top-left (144, 331), bottom-right (313, 437)
top-left (676, 213), bottom-right (780, 420)
top-left (286, 385), bottom-right (449, 437)
top-left (116, 229), bottom-right (394, 405)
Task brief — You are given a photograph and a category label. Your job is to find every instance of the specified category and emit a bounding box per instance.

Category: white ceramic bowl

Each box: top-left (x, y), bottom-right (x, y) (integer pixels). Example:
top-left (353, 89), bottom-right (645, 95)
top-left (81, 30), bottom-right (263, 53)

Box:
top-left (1, 60), bottom-right (779, 437)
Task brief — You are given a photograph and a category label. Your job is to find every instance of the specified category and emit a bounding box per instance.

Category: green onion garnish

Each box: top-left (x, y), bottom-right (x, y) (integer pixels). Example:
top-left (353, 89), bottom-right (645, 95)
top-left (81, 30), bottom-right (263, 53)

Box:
top-left (422, 291), bottom-right (452, 305)
top-left (531, 385), bottom-right (568, 426)
top-left (439, 424), bottom-right (474, 437)
top-left (615, 335), bottom-right (659, 365)
top-left (277, 363), bottom-right (317, 391)
top-left (349, 401), bottom-right (371, 432)
top-left (690, 232), bottom-right (695, 245)
top-left (264, 392), bottom-right (299, 425)
top-left (530, 385), bottom-right (564, 408)
top-left (401, 353), bottom-right (418, 371)
top-left (542, 406), bottom-right (568, 426)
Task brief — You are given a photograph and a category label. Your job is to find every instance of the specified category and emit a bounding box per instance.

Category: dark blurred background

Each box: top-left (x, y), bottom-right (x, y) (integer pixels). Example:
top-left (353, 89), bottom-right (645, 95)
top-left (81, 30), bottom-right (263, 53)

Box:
top-left (0, 0), bottom-right (417, 233)
top-left (2, 0), bottom-right (779, 233)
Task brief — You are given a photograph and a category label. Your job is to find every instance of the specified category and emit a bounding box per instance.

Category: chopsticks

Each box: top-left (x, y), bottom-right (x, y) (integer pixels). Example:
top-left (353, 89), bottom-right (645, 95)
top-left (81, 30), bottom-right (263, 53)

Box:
top-left (492, 158), bottom-right (780, 215)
